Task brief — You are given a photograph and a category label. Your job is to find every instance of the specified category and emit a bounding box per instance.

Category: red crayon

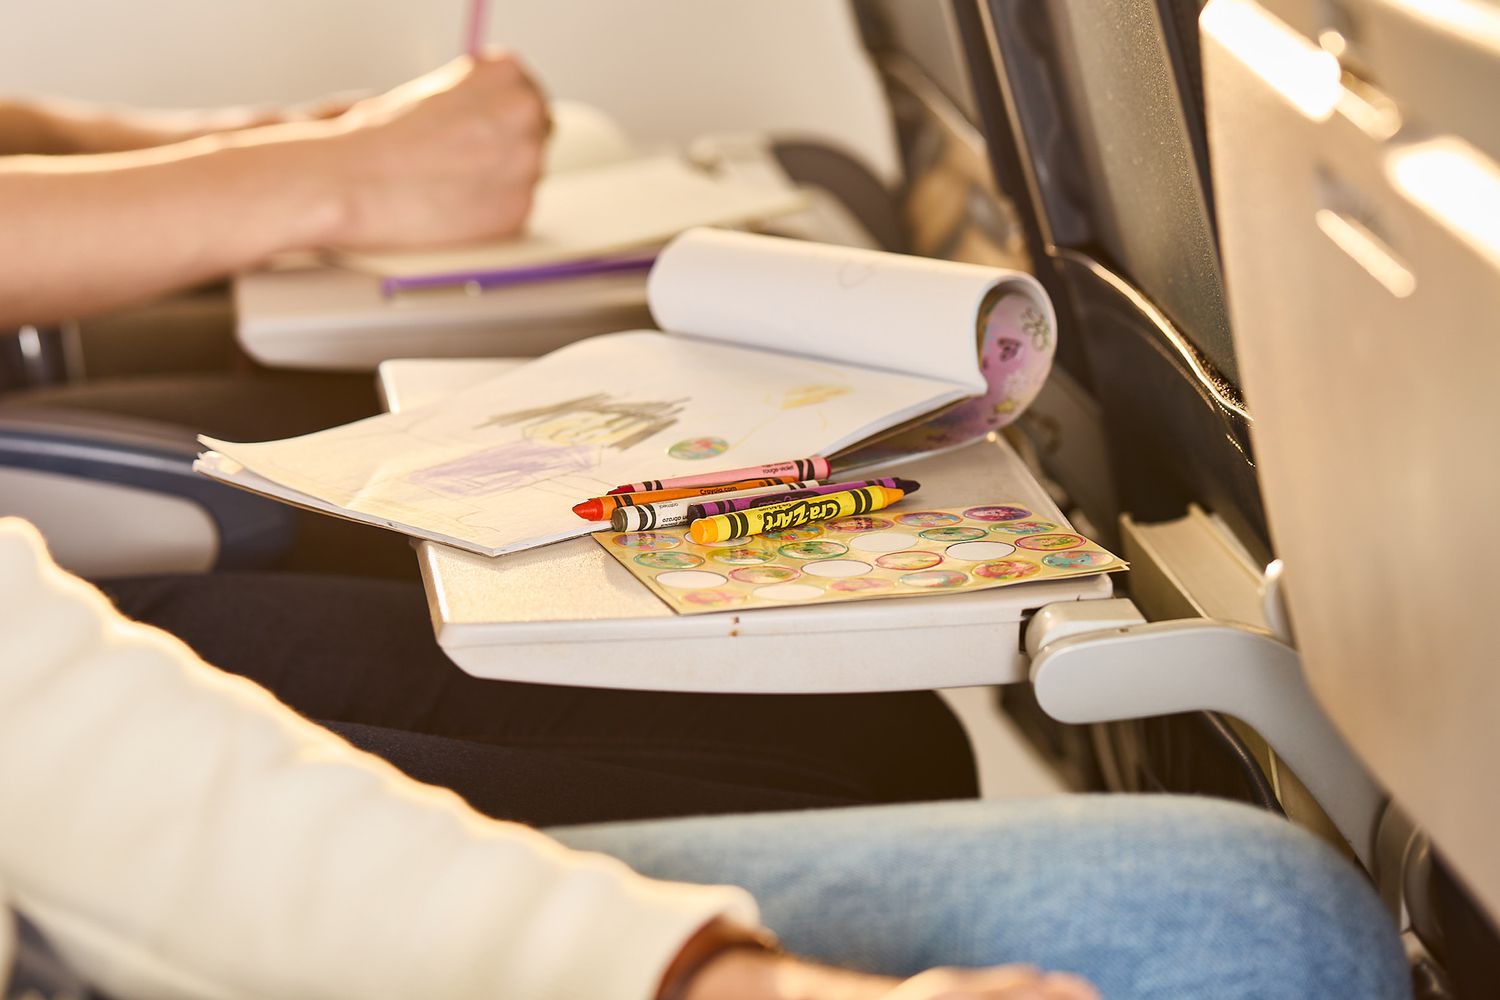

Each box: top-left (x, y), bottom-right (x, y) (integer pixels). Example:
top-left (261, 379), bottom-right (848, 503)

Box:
top-left (687, 478), bottom-right (920, 520)
top-left (606, 457), bottom-right (831, 495)
top-left (571, 476), bottom-right (796, 521)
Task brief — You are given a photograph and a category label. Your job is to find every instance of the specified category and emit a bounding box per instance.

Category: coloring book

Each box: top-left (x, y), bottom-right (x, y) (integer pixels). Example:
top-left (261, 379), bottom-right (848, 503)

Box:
top-left (197, 229), bottom-right (1056, 557)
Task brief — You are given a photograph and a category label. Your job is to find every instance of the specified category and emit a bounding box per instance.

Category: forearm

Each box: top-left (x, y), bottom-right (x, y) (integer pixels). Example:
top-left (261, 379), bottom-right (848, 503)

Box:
top-left (0, 127), bottom-right (347, 326)
top-left (0, 96), bottom-right (241, 155)
top-left (0, 518), bottom-right (755, 1000)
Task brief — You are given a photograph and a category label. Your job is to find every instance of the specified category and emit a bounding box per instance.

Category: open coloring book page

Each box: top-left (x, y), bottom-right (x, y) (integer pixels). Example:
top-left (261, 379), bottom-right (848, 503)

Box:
top-left (199, 230), bottom-right (1053, 556)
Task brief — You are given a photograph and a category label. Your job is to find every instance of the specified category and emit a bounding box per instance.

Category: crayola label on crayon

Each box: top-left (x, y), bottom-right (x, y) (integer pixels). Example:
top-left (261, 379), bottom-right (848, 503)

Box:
top-left (691, 487), bottom-right (903, 544)
top-left (761, 495), bottom-right (861, 532)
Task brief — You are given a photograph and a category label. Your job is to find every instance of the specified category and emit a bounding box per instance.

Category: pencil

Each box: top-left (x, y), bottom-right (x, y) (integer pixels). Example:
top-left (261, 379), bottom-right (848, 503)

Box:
top-left (466, 0), bottom-right (489, 56)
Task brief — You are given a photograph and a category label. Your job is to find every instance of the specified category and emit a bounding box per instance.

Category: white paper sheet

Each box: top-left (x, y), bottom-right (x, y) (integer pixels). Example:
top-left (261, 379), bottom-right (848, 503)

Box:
top-left (203, 231), bottom-right (1054, 557)
top-left (648, 228), bottom-right (1049, 391)
top-left (201, 331), bottom-right (967, 556)
top-left (334, 155), bottom-right (806, 279)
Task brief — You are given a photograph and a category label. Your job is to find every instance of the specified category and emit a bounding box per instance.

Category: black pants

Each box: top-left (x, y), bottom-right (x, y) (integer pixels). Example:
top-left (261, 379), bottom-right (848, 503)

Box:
top-left (101, 572), bottom-right (978, 827)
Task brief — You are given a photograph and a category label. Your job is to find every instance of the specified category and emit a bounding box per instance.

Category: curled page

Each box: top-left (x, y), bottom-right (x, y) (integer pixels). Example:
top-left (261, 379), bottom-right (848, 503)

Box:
top-left (647, 228), bottom-right (1055, 394)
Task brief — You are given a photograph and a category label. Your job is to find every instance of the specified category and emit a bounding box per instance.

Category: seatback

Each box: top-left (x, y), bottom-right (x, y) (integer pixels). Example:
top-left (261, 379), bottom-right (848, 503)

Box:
top-left (1201, 0), bottom-right (1500, 940)
top-left (858, 0), bottom-right (1499, 983)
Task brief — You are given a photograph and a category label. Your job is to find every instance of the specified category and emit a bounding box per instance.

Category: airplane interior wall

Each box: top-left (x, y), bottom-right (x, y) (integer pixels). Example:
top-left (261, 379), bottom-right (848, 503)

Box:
top-left (0, 0), bottom-right (899, 182)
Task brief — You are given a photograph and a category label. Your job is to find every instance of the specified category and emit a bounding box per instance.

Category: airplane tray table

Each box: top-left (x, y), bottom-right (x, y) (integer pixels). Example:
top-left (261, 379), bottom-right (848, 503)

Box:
top-left (381, 359), bottom-right (1113, 693)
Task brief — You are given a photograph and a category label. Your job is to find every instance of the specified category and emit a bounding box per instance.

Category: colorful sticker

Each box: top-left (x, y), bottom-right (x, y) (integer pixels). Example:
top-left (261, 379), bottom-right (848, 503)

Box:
top-left (762, 526), bottom-right (825, 542)
top-left (654, 570), bottom-right (729, 590)
top-left (634, 551), bottom-right (704, 570)
top-left (974, 559), bottom-right (1041, 581)
top-left (729, 565), bottom-right (800, 585)
top-left (613, 532), bottom-right (681, 551)
top-left (1041, 550), bottom-right (1115, 569)
top-left (681, 589), bottom-right (745, 608)
top-left (667, 436), bottom-right (729, 461)
top-left (899, 570), bottom-right (969, 589)
top-left (826, 516), bottom-right (893, 533)
top-left (990, 520), bottom-right (1060, 536)
top-left (712, 546), bottom-right (775, 565)
top-left (829, 577), bottom-right (892, 594)
top-left (875, 550), bottom-right (944, 571)
top-left (779, 540), bottom-right (849, 561)
top-left (594, 501), bottom-right (1124, 616)
top-left (919, 526), bottom-right (987, 542)
top-left (944, 540), bottom-right (1019, 562)
top-left (802, 559), bottom-right (875, 579)
top-left (963, 505), bottom-right (1031, 522)
top-left (753, 582), bottom-right (824, 602)
top-left (1016, 533), bottom-right (1087, 551)
top-left (895, 511), bottom-right (964, 528)
top-left (848, 530), bottom-right (919, 553)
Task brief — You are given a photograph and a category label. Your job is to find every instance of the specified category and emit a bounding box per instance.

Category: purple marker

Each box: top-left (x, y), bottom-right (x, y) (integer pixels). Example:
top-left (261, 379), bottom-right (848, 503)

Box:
top-left (687, 478), bottom-right (920, 520)
top-left (379, 251), bottom-right (657, 298)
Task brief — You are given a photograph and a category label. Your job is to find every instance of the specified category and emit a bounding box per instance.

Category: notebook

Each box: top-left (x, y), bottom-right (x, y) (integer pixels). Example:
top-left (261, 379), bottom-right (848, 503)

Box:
top-left (333, 153), bottom-right (807, 280)
top-left (197, 229), bottom-right (1055, 557)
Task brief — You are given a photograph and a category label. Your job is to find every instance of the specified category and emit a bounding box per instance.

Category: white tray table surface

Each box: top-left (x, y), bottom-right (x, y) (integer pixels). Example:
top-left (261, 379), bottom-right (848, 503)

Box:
top-left (381, 358), bottom-right (1112, 692)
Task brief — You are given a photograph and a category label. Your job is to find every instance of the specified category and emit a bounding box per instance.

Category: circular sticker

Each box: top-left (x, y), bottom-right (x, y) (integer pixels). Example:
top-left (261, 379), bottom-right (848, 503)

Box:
top-left (779, 540), bottom-right (849, 561)
top-left (698, 535), bottom-right (752, 548)
top-left (944, 540), bottom-right (1019, 561)
top-left (990, 520), bottom-right (1060, 536)
top-left (712, 546), bottom-right (775, 565)
top-left (826, 516), bottom-right (893, 533)
top-left (895, 511), bottom-right (964, 528)
top-left (1042, 550), bottom-right (1115, 569)
top-left (667, 437), bottom-right (729, 461)
top-left (899, 570), bottom-right (969, 589)
top-left (682, 589), bottom-right (745, 608)
top-left (875, 550), bottom-right (944, 571)
top-left (655, 570), bottom-right (729, 590)
top-left (974, 559), bottom-right (1041, 581)
top-left (612, 532), bottom-right (680, 551)
top-left (849, 531), bottom-right (922, 553)
top-left (830, 578), bottom-right (892, 594)
top-left (634, 551), bottom-right (704, 570)
top-left (802, 559), bottom-right (875, 579)
top-left (762, 526), bottom-right (825, 542)
top-left (754, 582), bottom-right (824, 602)
top-left (1016, 533), bottom-right (1087, 551)
top-left (919, 526), bottom-right (987, 542)
top-left (962, 505), bottom-right (1031, 522)
top-left (730, 565), bottom-right (799, 585)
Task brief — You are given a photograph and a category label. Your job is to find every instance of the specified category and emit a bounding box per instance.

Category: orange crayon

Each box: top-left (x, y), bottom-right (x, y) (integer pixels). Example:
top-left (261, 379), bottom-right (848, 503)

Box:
top-left (571, 476), bottom-right (799, 521)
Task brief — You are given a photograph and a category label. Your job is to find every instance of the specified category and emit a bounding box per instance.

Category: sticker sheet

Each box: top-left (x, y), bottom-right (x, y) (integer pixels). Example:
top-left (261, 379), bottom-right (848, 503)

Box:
top-left (595, 501), bottom-right (1126, 615)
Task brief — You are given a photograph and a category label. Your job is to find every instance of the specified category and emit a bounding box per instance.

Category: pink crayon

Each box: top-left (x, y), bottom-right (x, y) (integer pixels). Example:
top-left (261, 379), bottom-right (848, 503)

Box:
top-left (686, 478), bottom-right (920, 520)
top-left (607, 457), bottom-right (831, 495)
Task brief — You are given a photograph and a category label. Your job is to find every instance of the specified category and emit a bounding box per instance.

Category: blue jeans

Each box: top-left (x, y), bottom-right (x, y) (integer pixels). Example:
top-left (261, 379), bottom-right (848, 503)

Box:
top-left (552, 795), bottom-right (1410, 1000)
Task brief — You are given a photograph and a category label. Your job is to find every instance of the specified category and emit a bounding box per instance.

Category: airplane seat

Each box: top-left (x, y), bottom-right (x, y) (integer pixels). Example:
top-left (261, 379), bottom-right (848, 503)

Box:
top-left (855, 0), bottom-right (1295, 811)
top-left (0, 385), bottom-right (297, 578)
top-left (905, 0), bottom-right (1500, 989)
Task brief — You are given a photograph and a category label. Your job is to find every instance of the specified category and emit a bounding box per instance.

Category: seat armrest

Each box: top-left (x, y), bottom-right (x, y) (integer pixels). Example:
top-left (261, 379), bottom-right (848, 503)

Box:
top-left (0, 405), bottom-right (295, 575)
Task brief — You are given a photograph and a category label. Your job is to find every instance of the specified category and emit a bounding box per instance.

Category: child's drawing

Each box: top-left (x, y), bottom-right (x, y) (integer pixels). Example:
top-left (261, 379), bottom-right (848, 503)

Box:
top-left (409, 440), bottom-right (597, 497)
top-left (479, 393), bottom-right (688, 451)
top-left (409, 393), bottom-right (690, 497)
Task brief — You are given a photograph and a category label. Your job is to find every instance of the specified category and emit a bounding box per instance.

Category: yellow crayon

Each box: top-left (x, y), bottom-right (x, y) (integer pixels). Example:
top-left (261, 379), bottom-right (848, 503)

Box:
top-left (689, 486), bottom-right (905, 544)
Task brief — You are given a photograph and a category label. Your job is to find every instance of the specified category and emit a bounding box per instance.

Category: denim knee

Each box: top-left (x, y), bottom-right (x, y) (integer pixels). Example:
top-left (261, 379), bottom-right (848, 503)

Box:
top-left (553, 795), bottom-right (1410, 999)
top-left (1113, 796), bottom-right (1409, 1000)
